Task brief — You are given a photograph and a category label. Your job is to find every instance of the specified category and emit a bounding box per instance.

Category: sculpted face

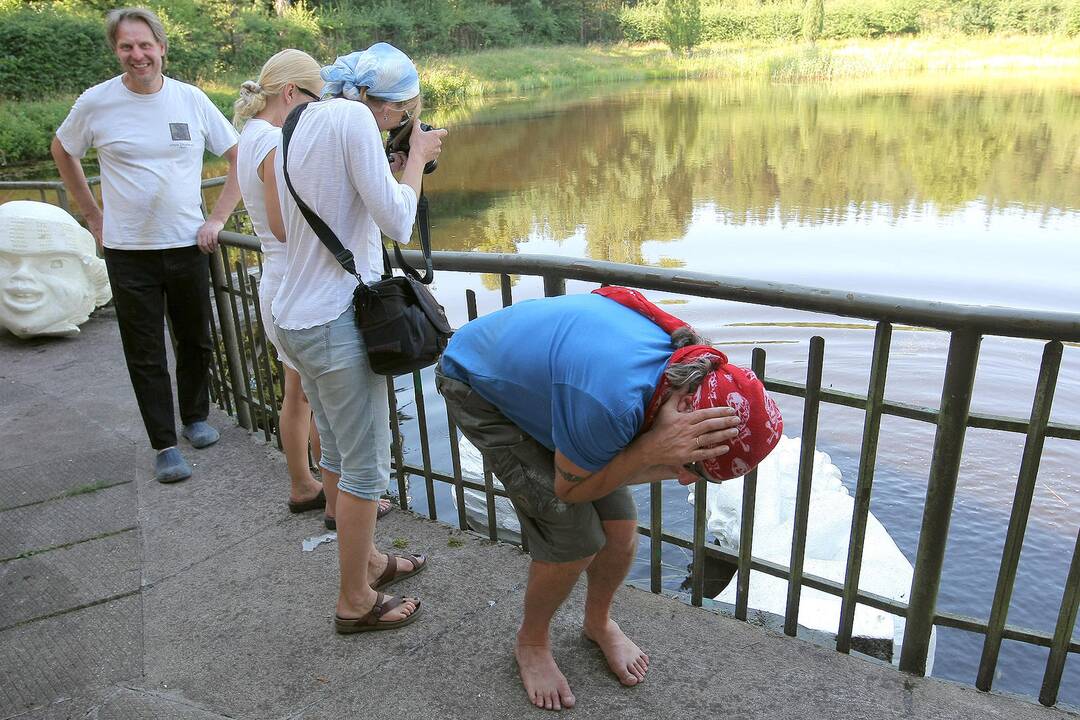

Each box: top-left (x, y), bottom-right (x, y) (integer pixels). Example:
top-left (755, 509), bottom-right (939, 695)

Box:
top-left (0, 202), bottom-right (111, 338)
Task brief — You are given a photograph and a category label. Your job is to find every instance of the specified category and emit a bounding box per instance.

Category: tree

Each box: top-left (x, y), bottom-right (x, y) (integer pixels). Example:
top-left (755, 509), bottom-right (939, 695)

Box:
top-left (802, 0), bottom-right (825, 43)
top-left (663, 0), bottom-right (702, 53)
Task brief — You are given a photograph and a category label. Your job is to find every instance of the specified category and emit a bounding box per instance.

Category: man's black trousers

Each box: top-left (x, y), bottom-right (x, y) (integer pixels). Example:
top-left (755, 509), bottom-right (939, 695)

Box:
top-left (103, 246), bottom-right (213, 450)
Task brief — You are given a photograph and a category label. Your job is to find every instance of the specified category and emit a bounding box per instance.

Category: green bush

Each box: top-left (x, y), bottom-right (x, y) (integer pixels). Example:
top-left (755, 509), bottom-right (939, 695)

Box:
top-left (702, 10), bottom-right (752, 42)
top-left (664, 0), bottom-right (703, 51)
top-left (0, 8), bottom-right (115, 99)
top-left (1064, 0), bottom-right (1080, 33)
top-left (446, 1), bottom-right (522, 51)
top-left (230, 7), bottom-right (320, 73)
top-left (993, 0), bottom-right (1067, 33)
top-left (952, 0), bottom-right (999, 32)
top-left (511, 0), bottom-right (566, 43)
top-left (824, 0), bottom-right (924, 39)
top-left (151, 0), bottom-right (224, 81)
top-left (0, 99), bottom-right (72, 165)
top-left (619, 2), bottom-right (666, 42)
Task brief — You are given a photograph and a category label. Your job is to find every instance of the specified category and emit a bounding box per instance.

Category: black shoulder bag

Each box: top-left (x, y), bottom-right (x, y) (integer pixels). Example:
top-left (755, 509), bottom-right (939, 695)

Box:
top-left (280, 103), bottom-right (453, 376)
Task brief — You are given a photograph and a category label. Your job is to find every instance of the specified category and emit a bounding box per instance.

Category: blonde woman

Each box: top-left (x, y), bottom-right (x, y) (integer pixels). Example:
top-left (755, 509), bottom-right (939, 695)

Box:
top-left (273, 43), bottom-right (445, 632)
top-left (233, 50), bottom-right (393, 523)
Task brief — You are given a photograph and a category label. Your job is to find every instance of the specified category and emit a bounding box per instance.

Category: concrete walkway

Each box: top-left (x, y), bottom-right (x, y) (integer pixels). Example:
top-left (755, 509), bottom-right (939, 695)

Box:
top-left (1, 309), bottom-right (1075, 720)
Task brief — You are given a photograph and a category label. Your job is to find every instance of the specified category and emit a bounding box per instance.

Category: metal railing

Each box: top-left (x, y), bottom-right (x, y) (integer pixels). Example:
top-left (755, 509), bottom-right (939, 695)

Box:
top-left (209, 230), bottom-right (1080, 709)
top-left (5, 177), bottom-right (1078, 708)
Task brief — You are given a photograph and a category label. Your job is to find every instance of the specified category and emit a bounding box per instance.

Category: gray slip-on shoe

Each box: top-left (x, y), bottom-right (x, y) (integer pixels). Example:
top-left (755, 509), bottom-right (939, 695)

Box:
top-left (155, 447), bottom-right (192, 484)
top-left (181, 421), bottom-right (219, 449)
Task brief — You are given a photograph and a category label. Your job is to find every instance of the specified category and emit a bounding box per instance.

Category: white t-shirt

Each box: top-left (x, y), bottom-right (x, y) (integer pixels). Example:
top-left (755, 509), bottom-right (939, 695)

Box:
top-left (272, 98), bottom-right (418, 330)
top-left (236, 119), bottom-right (286, 270)
top-left (56, 75), bottom-right (238, 250)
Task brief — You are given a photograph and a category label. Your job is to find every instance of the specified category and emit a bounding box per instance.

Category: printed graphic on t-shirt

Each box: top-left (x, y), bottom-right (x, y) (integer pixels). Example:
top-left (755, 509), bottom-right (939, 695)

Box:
top-left (169, 123), bottom-right (191, 142)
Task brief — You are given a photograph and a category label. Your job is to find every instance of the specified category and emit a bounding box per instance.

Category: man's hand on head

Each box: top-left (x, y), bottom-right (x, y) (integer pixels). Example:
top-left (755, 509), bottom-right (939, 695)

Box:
top-left (640, 388), bottom-right (741, 470)
top-left (196, 219), bottom-right (225, 254)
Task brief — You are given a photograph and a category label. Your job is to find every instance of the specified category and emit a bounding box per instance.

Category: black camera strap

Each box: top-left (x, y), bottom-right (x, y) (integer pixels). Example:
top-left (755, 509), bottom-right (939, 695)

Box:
top-left (280, 102), bottom-right (435, 286)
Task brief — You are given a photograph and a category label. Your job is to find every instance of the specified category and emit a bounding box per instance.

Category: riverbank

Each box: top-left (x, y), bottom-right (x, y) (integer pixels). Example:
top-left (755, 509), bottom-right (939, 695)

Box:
top-left (2, 35), bottom-right (1079, 170)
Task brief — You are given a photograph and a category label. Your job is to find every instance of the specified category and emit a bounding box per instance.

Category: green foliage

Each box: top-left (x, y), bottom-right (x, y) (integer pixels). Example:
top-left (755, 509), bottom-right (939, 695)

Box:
top-left (663, 0), bottom-right (703, 51)
top-left (1064, 0), bottom-right (1080, 33)
top-left (803, 0), bottom-right (825, 42)
top-left (823, 0), bottom-right (923, 39)
top-left (952, 0), bottom-right (999, 32)
top-left (623, 0), bottom-right (1078, 43)
top-left (993, 0), bottom-right (1067, 34)
top-left (0, 98), bottom-right (72, 165)
top-left (0, 8), bottom-right (115, 99)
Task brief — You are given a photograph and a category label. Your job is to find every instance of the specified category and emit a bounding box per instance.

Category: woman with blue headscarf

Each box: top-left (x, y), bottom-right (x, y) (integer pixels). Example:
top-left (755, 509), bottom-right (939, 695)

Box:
top-left (271, 42), bottom-right (446, 634)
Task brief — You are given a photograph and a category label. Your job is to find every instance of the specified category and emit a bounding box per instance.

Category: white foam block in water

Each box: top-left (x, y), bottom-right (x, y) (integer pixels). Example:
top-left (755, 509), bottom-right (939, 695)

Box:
top-left (702, 435), bottom-right (934, 670)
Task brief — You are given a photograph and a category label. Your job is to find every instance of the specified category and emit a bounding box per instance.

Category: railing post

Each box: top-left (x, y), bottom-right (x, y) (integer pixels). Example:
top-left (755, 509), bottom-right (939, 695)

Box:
top-left (735, 347), bottom-right (767, 621)
top-left (977, 341), bottom-right (1062, 690)
top-left (899, 328), bottom-right (982, 675)
top-left (837, 322), bottom-right (892, 653)
top-left (785, 335), bottom-right (825, 637)
top-left (209, 249), bottom-right (252, 429)
top-left (1040, 528), bottom-right (1080, 707)
top-left (543, 275), bottom-right (566, 297)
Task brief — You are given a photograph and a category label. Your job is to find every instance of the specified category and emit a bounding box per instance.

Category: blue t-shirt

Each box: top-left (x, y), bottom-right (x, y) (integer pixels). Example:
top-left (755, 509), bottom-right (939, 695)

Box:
top-left (440, 294), bottom-right (673, 472)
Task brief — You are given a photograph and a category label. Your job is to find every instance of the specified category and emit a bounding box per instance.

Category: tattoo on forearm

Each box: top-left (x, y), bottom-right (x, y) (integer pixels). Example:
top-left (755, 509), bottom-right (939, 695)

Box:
top-left (557, 467), bottom-right (590, 484)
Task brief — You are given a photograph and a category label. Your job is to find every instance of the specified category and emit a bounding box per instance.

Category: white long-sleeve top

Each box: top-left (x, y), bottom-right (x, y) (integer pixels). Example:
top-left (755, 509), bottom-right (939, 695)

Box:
top-left (272, 98), bottom-right (417, 330)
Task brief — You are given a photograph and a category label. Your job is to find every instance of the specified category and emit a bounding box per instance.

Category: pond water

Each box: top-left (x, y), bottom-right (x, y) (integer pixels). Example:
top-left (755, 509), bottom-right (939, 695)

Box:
top-left (404, 78), bottom-right (1080, 706)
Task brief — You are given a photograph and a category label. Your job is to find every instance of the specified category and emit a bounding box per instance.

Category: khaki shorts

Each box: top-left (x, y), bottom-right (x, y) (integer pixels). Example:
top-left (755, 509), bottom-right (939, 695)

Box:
top-left (435, 367), bottom-right (637, 564)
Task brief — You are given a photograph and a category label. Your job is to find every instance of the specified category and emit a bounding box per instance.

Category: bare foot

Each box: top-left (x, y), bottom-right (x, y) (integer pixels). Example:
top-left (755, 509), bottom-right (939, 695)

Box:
top-left (514, 641), bottom-right (576, 711)
top-left (583, 619), bottom-right (649, 686)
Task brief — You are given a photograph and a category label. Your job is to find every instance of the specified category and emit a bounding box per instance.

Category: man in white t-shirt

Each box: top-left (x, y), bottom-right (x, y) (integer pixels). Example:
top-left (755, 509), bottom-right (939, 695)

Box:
top-left (51, 7), bottom-right (241, 483)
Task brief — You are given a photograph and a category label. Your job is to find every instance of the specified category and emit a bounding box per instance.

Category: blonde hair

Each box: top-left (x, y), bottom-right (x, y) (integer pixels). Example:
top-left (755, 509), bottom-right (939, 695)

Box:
top-left (105, 7), bottom-right (168, 53)
top-left (232, 49), bottom-right (324, 130)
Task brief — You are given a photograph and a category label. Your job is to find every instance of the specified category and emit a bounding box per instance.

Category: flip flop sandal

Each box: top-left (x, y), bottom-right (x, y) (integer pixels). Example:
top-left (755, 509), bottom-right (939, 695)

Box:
top-left (288, 489), bottom-right (326, 514)
top-left (335, 593), bottom-right (422, 634)
top-left (324, 500), bottom-right (393, 530)
top-left (372, 551), bottom-right (428, 591)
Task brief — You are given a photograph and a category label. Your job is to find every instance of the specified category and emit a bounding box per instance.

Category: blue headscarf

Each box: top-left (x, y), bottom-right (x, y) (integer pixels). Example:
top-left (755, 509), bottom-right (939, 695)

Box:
top-left (320, 43), bottom-right (420, 102)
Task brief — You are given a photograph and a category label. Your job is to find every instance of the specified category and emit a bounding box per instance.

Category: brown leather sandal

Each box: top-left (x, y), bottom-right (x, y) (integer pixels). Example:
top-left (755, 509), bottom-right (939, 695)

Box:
top-left (334, 593), bottom-right (422, 634)
top-left (371, 551), bottom-right (428, 591)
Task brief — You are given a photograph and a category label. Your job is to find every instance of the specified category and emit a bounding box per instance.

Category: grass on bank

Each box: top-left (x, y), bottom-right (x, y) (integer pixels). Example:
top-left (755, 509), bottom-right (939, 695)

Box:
top-left (4, 35), bottom-right (1080, 169)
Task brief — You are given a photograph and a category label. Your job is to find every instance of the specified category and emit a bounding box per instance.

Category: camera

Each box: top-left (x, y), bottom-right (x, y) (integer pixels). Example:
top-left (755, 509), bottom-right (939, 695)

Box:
top-left (386, 121), bottom-right (439, 174)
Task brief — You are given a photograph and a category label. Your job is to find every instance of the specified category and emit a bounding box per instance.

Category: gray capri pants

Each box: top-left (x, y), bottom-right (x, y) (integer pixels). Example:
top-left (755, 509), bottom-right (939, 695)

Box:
top-left (435, 366), bottom-right (637, 564)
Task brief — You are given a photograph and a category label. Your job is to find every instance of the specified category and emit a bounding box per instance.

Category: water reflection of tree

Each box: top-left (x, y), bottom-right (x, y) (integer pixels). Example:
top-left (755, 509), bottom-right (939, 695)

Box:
top-left (426, 82), bottom-right (1080, 259)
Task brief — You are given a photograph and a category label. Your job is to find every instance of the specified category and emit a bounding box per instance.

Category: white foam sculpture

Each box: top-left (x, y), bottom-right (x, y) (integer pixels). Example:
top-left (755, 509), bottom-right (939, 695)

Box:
top-left (703, 435), bottom-right (935, 671)
top-left (0, 201), bottom-right (111, 338)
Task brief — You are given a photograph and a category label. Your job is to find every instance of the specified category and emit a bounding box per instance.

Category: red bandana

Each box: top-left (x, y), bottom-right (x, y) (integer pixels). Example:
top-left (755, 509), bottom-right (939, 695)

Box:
top-left (593, 286), bottom-right (783, 481)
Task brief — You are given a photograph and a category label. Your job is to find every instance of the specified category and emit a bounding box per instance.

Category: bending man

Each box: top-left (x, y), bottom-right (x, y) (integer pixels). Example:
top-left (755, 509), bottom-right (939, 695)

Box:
top-left (436, 286), bottom-right (782, 711)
